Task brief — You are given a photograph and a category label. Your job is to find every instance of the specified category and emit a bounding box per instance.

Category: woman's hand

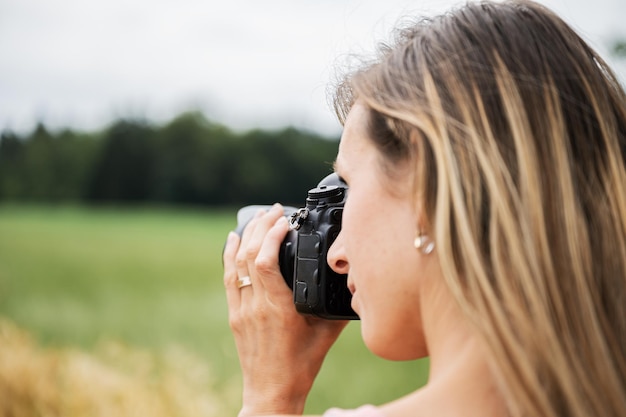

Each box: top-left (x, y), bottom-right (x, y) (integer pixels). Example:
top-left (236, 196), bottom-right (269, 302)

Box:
top-left (223, 203), bottom-right (348, 417)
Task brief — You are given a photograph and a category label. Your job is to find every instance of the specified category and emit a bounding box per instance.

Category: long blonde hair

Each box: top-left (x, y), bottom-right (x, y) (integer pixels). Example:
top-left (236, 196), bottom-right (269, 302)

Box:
top-left (334, 1), bottom-right (626, 416)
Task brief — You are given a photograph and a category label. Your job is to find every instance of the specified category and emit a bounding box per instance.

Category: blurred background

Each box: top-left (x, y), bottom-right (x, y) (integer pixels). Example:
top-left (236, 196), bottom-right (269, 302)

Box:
top-left (0, 0), bottom-right (624, 416)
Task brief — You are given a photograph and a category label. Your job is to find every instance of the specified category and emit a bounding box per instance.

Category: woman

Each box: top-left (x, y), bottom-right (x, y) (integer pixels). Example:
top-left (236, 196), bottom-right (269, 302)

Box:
top-left (222, 1), bottom-right (626, 416)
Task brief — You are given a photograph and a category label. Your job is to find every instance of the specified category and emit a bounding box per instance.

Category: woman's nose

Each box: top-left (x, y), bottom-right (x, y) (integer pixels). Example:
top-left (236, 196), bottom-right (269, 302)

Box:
top-left (327, 231), bottom-right (349, 274)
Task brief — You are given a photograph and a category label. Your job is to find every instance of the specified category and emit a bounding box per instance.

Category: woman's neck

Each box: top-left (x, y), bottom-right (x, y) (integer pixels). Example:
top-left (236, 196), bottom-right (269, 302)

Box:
top-left (380, 282), bottom-right (507, 417)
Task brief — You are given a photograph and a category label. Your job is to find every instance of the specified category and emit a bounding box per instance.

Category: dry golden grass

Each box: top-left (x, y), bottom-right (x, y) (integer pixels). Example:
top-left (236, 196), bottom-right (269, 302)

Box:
top-left (0, 319), bottom-right (238, 417)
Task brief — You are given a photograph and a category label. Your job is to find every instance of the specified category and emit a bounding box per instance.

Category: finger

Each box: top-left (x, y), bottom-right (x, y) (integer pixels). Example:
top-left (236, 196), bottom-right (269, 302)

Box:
top-left (255, 214), bottom-right (291, 295)
top-left (236, 209), bottom-right (266, 301)
top-left (223, 231), bottom-right (242, 313)
top-left (245, 204), bottom-right (285, 292)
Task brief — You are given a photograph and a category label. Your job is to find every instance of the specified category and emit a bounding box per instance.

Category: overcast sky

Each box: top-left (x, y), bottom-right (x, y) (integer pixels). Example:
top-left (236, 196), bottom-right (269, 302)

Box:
top-left (1, 0), bottom-right (625, 136)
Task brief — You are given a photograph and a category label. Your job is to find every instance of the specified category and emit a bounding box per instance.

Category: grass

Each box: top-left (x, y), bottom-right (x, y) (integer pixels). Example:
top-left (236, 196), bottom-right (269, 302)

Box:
top-left (0, 205), bottom-right (428, 415)
top-left (0, 318), bottom-right (228, 417)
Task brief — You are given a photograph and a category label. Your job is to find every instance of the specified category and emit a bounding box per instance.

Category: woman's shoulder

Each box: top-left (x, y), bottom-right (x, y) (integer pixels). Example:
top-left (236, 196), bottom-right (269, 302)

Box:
top-left (322, 405), bottom-right (384, 417)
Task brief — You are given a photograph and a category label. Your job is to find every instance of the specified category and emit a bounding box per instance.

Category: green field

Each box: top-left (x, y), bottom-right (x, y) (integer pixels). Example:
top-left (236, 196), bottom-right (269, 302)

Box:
top-left (0, 205), bottom-right (428, 414)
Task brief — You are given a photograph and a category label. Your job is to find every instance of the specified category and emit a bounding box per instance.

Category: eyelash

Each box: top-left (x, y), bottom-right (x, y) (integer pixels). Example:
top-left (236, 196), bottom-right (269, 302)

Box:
top-left (332, 162), bottom-right (348, 185)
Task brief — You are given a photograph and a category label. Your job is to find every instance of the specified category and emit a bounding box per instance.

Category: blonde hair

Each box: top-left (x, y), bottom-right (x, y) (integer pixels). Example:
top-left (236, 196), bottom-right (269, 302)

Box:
top-left (333, 1), bottom-right (626, 416)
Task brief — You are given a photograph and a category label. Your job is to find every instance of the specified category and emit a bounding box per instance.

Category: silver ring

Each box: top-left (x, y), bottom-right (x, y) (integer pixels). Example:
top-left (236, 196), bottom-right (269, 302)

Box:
top-left (237, 276), bottom-right (252, 289)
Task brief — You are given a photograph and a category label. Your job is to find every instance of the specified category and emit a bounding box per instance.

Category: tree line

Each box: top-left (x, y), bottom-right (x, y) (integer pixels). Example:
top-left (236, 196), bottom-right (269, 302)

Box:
top-left (0, 112), bottom-right (341, 207)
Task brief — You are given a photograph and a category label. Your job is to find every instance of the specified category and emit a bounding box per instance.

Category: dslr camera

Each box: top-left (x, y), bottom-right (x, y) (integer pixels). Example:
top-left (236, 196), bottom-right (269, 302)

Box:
top-left (234, 173), bottom-right (358, 320)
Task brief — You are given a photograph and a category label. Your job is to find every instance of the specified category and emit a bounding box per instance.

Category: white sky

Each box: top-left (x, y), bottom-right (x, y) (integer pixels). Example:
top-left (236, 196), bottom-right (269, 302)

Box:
top-left (1, 0), bottom-right (625, 136)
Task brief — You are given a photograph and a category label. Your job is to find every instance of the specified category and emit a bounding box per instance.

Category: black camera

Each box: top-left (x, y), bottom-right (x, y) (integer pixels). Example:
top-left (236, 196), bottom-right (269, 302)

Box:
top-left (234, 173), bottom-right (358, 320)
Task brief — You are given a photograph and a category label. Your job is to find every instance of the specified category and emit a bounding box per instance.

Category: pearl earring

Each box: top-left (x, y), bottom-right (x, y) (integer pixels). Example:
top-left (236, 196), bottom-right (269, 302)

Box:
top-left (414, 232), bottom-right (435, 254)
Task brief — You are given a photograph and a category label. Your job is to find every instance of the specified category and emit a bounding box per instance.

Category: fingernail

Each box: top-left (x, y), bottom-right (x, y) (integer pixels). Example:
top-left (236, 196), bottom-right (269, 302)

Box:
top-left (272, 202), bottom-right (282, 212)
top-left (227, 231), bottom-right (238, 245)
top-left (275, 216), bottom-right (287, 227)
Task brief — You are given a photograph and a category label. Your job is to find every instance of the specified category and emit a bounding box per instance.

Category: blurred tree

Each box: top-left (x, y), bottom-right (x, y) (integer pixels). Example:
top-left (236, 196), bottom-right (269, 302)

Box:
top-left (0, 126), bottom-right (99, 202)
top-left (0, 130), bottom-right (26, 200)
top-left (0, 113), bottom-right (340, 207)
top-left (21, 123), bottom-right (56, 201)
top-left (232, 127), bottom-right (338, 206)
top-left (52, 129), bottom-right (101, 201)
top-left (154, 112), bottom-right (235, 205)
top-left (612, 39), bottom-right (626, 58)
top-left (85, 120), bottom-right (157, 203)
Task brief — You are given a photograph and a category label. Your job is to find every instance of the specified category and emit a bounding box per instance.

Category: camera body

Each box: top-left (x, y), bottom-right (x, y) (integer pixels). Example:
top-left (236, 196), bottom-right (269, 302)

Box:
top-left (234, 173), bottom-right (358, 320)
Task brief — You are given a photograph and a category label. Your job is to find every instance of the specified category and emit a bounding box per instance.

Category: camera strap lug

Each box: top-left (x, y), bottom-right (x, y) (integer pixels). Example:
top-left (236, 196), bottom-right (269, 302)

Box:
top-left (288, 208), bottom-right (309, 230)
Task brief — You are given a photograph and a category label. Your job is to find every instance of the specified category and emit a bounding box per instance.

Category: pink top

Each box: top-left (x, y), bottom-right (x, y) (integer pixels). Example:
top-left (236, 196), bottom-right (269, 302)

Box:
top-left (322, 405), bottom-right (384, 417)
